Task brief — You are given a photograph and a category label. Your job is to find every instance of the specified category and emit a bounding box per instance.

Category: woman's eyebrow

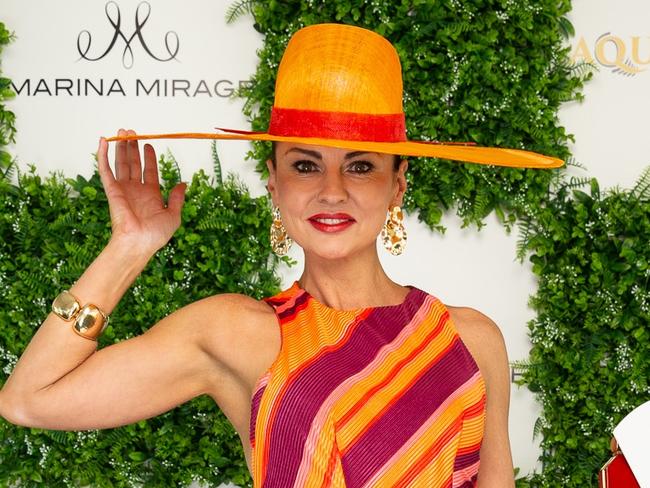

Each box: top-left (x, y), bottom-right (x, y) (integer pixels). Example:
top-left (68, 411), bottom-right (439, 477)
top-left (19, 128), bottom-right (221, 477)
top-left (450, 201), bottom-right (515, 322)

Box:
top-left (344, 151), bottom-right (375, 160)
top-left (285, 147), bottom-right (322, 159)
top-left (284, 148), bottom-right (376, 159)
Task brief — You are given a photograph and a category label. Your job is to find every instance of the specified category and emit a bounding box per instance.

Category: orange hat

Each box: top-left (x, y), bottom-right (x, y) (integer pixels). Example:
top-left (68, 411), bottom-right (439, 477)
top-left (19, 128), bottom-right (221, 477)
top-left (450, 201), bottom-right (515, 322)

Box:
top-left (106, 23), bottom-right (563, 169)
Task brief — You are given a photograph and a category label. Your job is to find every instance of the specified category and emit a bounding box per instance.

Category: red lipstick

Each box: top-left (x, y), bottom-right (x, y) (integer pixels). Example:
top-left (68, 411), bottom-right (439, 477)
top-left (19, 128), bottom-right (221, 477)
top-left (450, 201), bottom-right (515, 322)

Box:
top-left (308, 213), bottom-right (355, 233)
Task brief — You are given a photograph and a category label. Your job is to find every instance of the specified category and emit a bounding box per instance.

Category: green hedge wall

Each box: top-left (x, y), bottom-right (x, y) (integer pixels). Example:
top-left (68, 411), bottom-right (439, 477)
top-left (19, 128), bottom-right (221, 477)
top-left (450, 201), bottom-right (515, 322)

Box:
top-left (515, 172), bottom-right (650, 487)
top-left (0, 22), bottom-right (15, 168)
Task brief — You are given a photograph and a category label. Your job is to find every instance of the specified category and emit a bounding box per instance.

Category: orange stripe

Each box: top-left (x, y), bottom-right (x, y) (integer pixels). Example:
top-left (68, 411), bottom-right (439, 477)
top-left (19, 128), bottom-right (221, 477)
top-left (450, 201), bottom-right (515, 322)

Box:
top-left (462, 394), bottom-right (486, 418)
top-left (455, 441), bottom-right (483, 457)
top-left (393, 420), bottom-right (460, 488)
top-left (320, 446), bottom-right (339, 488)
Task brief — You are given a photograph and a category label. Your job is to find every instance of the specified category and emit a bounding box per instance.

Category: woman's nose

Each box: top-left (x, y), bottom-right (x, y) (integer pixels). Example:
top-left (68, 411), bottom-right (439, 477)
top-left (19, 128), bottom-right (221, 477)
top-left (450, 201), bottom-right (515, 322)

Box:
top-left (317, 170), bottom-right (348, 204)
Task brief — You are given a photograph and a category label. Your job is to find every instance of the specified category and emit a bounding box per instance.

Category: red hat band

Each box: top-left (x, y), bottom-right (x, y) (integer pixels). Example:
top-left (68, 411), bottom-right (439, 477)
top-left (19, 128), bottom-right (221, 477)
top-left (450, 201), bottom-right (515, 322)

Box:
top-left (268, 107), bottom-right (407, 143)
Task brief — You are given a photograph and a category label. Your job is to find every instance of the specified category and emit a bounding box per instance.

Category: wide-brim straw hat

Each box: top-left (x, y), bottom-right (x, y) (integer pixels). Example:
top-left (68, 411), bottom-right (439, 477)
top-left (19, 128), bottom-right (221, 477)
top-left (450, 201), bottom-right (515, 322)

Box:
top-left (106, 23), bottom-right (563, 169)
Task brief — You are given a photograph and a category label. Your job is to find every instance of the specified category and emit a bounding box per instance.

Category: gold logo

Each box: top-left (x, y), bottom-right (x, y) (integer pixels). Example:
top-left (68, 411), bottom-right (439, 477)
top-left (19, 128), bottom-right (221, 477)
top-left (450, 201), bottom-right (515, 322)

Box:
top-left (571, 33), bottom-right (650, 76)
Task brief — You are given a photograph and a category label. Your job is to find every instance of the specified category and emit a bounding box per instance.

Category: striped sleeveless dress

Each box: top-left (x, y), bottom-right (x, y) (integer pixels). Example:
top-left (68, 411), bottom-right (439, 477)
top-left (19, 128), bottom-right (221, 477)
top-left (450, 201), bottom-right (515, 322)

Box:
top-left (249, 281), bottom-right (486, 487)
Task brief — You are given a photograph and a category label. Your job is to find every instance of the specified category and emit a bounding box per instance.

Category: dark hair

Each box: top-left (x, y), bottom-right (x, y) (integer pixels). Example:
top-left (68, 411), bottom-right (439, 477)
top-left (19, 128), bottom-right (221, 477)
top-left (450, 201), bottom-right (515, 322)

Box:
top-left (270, 141), bottom-right (402, 171)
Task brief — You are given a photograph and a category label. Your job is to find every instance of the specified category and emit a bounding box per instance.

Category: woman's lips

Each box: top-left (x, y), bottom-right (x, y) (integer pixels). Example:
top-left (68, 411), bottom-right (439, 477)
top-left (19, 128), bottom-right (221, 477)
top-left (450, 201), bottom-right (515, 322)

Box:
top-left (308, 213), bottom-right (355, 233)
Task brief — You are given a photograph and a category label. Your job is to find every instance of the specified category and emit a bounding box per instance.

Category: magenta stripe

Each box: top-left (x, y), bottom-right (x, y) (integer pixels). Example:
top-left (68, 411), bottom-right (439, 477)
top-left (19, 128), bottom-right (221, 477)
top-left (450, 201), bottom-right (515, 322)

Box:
top-left (250, 384), bottom-right (266, 444)
top-left (264, 297), bottom-right (285, 307)
top-left (341, 339), bottom-right (478, 488)
top-left (260, 289), bottom-right (426, 487)
top-left (454, 450), bottom-right (480, 471)
top-left (276, 290), bottom-right (309, 320)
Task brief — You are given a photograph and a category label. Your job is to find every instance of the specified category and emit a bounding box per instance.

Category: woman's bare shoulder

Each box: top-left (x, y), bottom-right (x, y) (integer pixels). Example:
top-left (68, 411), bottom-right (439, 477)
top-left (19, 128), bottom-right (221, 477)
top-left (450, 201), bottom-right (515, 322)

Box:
top-left (444, 304), bottom-right (509, 379)
top-left (199, 291), bottom-right (276, 318)
top-left (445, 305), bottom-right (506, 348)
top-left (193, 292), bottom-right (278, 346)
top-left (191, 292), bottom-right (280, 384)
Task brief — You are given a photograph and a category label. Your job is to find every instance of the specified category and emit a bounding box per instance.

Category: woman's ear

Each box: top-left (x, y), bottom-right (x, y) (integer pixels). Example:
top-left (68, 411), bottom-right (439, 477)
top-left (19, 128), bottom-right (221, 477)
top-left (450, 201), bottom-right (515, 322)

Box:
top-left (266, 158), bottom-right (277, 203)
top-left (393, 158), bottom-right (409, 207)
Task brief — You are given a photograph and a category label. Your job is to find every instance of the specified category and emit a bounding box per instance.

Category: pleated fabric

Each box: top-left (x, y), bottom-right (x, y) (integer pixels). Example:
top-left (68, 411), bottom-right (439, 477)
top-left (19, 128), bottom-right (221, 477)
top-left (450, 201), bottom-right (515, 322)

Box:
top-left (250, 281), bottom-right (486, 487)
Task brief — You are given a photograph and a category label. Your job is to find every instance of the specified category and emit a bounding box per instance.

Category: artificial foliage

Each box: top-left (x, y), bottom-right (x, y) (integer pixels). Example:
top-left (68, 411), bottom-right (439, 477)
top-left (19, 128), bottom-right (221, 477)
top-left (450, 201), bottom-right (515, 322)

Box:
top-left (0, 22), bottom-right (16, 173)
top-left (227, 0), bottom-right (591, 232)
top-left (514, 169), bottom-right (650, 487)
top-left (0, 144), bottom-right (291, 487)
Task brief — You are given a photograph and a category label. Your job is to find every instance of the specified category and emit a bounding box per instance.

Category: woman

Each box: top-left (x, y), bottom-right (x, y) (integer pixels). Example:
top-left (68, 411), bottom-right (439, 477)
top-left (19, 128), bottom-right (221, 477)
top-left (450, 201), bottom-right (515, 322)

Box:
top-left (0, 23), bottom-right (560, 487)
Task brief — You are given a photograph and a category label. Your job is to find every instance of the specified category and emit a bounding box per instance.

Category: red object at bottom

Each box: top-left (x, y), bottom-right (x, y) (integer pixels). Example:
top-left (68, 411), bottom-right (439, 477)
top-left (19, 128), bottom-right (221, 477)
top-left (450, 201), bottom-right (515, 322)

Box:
top-left (599, 452), bottom-right (640, 488)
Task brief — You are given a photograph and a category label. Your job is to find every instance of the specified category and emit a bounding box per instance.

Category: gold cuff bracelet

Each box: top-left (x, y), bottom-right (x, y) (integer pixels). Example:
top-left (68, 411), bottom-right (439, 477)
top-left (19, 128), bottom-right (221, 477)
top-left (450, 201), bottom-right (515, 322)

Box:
top-left (52, 290), bottom-right (110, 341)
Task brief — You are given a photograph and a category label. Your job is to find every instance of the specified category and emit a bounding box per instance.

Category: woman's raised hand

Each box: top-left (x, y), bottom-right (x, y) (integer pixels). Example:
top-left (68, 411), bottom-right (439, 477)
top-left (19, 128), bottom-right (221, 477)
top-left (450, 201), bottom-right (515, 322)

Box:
top-left (97, 129), bottom-right (187, 255)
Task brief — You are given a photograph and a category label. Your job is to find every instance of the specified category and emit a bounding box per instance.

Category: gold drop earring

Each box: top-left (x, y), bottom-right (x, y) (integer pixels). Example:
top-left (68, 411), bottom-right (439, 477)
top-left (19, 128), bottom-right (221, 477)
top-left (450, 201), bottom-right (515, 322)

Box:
top-left (381, 205), bottom-right (407, 256)
top-left (270, 205), bottom-right (293, 256)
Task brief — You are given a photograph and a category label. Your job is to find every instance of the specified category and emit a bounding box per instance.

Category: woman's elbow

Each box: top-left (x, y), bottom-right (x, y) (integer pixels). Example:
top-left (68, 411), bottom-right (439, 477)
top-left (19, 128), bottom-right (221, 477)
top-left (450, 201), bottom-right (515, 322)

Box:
top-left (0, 389), bottom-right (39, 428)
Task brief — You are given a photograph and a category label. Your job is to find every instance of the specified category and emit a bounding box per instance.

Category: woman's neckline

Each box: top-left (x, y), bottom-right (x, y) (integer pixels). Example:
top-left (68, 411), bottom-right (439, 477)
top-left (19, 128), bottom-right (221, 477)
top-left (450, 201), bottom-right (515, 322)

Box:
top-left (291, 280), bottom-right (417, 313)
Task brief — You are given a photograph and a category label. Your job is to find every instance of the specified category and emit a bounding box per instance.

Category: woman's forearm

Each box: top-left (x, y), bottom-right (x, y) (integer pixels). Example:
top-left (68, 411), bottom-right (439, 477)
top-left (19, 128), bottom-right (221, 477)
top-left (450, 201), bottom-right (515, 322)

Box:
top-left (0, 238), bottom-right (152, 421)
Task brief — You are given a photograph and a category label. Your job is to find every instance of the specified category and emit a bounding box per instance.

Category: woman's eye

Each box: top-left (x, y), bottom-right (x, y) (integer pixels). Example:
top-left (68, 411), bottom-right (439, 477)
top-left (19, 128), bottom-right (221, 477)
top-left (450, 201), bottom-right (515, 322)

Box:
top-left (292, 160), bottom-right (318, 173)
top-left (349, 161), bottom-right (374, 173)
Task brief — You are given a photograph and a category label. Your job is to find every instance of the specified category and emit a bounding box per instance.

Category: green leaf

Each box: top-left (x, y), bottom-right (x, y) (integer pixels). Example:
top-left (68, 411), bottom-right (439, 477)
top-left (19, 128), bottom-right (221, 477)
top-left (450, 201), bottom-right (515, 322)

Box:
top-left (82, 186), bottom-right (97, 200)
top-left (128, 451), bottom-right (146, 462)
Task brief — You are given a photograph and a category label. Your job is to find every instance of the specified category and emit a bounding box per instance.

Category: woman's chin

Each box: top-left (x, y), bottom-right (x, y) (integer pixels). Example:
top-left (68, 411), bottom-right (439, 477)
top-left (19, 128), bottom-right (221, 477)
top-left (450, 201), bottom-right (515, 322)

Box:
top-left (299, 241), bottom-right (378, 262)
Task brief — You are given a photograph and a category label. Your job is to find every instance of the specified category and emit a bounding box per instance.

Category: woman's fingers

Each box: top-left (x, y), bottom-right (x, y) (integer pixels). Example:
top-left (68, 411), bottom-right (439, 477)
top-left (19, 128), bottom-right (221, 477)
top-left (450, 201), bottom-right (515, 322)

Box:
top-left (167, 182), bottom-right (187, 215)
top-left (142, 143), bottom-right (159, 186)
top-left (97, 136), bottom-right (116, 190)
top-left (114, 128), bottom-right (145, 182)
top-left (115, 128), bottom-right (129, 180)
top-left (127, 129), bottom-right (143, 182)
